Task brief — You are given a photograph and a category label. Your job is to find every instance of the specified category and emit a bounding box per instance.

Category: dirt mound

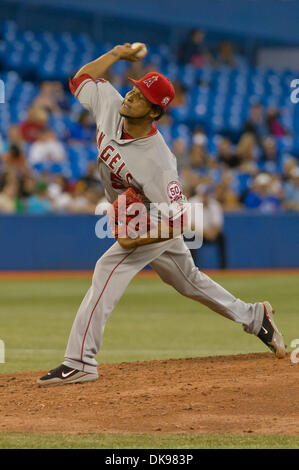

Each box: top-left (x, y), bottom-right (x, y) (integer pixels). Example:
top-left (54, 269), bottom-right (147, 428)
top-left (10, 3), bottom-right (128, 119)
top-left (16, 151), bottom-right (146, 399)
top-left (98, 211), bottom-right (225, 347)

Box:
top-left (0, 353), bottom-right (298, 435)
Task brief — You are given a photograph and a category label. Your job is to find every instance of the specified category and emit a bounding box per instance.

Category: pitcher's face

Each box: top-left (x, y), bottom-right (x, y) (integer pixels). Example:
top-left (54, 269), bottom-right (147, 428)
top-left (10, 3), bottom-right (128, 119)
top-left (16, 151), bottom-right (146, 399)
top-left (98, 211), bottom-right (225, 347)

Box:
top-left (120, 87), bottom-right (153, 119)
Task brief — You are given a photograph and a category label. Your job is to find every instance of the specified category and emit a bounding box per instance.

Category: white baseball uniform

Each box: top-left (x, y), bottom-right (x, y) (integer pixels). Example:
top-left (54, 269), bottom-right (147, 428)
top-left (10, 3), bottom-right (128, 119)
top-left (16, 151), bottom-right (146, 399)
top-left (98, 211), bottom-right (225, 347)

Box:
top-left (63, 74), bottom-right (264, 373)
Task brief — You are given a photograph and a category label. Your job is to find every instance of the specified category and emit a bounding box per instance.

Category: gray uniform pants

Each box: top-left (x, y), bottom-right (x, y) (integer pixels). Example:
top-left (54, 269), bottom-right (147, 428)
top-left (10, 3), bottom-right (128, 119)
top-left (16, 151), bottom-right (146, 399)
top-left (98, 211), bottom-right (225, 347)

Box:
top-left (64, 237), bottom-right (264, 373)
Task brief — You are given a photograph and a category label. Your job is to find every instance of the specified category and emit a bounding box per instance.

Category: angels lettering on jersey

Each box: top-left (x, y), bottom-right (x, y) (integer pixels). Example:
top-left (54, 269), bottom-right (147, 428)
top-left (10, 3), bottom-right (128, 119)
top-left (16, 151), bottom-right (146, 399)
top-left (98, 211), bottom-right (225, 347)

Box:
top-left (96, 128), bottom-right (133, 191)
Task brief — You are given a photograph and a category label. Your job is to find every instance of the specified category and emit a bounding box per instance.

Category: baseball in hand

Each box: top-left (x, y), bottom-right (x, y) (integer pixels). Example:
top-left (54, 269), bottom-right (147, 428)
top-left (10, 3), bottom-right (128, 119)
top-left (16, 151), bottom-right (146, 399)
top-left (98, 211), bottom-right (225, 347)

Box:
top-left (131, 42), bottom-right (147, 59)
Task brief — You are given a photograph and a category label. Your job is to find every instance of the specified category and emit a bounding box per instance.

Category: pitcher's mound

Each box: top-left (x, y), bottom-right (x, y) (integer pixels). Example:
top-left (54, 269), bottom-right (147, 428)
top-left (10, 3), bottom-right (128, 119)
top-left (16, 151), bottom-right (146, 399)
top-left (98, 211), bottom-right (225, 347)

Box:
top-left (0, 353), bottom-right (298, 435)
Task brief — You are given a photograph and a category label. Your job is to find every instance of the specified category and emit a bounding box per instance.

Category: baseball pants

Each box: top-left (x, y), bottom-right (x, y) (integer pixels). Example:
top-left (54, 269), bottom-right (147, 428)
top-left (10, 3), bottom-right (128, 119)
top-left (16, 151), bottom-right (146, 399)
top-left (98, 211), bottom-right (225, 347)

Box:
top-left (64, 237), bottom-right (264, 373)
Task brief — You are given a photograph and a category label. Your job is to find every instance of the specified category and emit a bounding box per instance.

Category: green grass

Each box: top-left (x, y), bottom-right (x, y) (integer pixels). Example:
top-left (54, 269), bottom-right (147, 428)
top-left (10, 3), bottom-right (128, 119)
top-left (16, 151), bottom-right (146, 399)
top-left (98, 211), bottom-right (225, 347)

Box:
top-left (0, 273), bottom-right (298, 373)
top-left (0, 273), bottom-right (298, 449)
top-left (0, 432), bottom-right (299, 449)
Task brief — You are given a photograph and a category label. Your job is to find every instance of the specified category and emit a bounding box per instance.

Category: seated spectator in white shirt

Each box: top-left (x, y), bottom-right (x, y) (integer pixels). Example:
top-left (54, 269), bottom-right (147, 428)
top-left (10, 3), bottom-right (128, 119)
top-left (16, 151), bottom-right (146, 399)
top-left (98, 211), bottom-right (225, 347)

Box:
top-left (95, 196), bottom-right (111, 215)
top-left (28, 130), bottom-right (66, 165)
top-left (48, 174), bottom-right (72, 212)
top-left (189, 184), bottom-right (227, 269)
top-left (244, 173), bottom-right (283, 212)
top-left (66, 181), bottom-right (103, 214)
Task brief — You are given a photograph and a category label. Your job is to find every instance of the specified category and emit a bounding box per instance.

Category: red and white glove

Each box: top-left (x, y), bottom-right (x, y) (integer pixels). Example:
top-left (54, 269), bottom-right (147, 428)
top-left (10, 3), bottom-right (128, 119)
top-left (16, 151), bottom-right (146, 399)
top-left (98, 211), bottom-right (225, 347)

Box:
top-left (108, 187), bottom-right (151, 239)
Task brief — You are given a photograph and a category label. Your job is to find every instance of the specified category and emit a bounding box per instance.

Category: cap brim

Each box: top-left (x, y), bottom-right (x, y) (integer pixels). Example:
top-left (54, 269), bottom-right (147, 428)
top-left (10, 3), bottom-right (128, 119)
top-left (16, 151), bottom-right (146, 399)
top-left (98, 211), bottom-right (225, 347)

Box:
top-left (128, 77), bottom-right (160, 106)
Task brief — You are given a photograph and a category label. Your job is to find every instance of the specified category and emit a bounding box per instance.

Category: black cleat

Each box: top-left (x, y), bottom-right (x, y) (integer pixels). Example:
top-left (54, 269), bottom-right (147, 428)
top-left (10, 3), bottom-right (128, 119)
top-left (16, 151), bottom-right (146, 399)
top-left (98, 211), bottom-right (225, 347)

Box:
top-left (258, 302), bottom-right (286, 359)
top-left (37, 364), bottom-right (98, 387)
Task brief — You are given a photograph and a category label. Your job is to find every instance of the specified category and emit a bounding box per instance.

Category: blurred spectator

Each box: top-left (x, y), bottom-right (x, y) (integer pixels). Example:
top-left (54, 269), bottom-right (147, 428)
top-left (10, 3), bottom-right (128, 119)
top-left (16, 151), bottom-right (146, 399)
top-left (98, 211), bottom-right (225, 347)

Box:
top-left (143, 61), bottom-right (160, 75)
top-left (28, 130), bottom-right (66, 164)
top-left (244, 173), bottom-right (282, 212)
top-left (66, 181), bottom-right (87, 213)
top-left (284, 167), bottom-right (299, 211)
top-left (0, 171), bottom-right (11, 190)
top-left (236, 132), bottom-right (258, 163)
top-left (282, 156), bottom-right (298, 181)
top-left (172, 137), bottom-right (190, 173)
top-left (20, 106), bottom-right (48, 143)
top-left (68, 110), bottom-right (96, 143)
top-left (81, 162), bottom-right (103, 190)
top-left (34, 81), bottom-right (69, 114)
top-left (83, 187), bottom-right (104, 214)
top-left (67, 181), bottom-right (102, 214)
top-left (48, 174), bottom-right (72, 212)
top-left (1, 144), bottom-right (28, 178)
top-left (217, 136), bottom-right (240, 168)
top-left (192, 128), bottom-right (207, 147)
top-left (181, 167), bottom-right (201, 196)
top-left (27, 180), bottom-right (52, 213)
top-left (171, 80), bottom-right (187, 108)
top-left (238, 160), bottom-right (258, 177)
top-left (125, 61), bottom-right (148, 83)
top-left (190, 184), bottom-right (227, 269)
top-left (215, 170), bottom-right (241, 211)
top-left (0, 133), bottom-right (6, 154)
top-left (48, 174), bottom-right (68, 199)
top-left (177, 29), bottom-right (211, 67)
top-left (7, 125), bottom-right (24, 149)
top-left (95, 196), bottom-right (112, 215)
top-left (39, 171), bottom-right (53, 185)
top-left (190, 143), bottom-right (210, 173)
top-left (216, 41), bottom-right (236, 67)
top-left (0, 180), bottom-right (18, 213)
top-left (190, 129), bottom-right (210, 174)
top-left (269, 173), bottom-right (284, 202)
top-left (108, 70), bottom-right (125, 91)
top-left (157, 114), bottom-right (173, 146)
top-left (20, 175), bottom-right (36, 200)
top-left (260, 136), bottom-right (279, 172)
top-left (266, 108), bottom-right (287, 137)
top-left (244, 103), bottom-right (268, 144)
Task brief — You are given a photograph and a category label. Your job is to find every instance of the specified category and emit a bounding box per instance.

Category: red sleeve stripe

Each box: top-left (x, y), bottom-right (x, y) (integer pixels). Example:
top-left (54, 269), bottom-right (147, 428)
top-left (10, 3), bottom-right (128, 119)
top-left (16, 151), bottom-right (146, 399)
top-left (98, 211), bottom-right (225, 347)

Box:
top-left (69, 73), bottom-right (94, 95)
top-left (169, 206), bottom-right (188, 228)
top-left (169, 205), bottom-right (187, 221)
top-left (75, 79), bottom-right (94, 99)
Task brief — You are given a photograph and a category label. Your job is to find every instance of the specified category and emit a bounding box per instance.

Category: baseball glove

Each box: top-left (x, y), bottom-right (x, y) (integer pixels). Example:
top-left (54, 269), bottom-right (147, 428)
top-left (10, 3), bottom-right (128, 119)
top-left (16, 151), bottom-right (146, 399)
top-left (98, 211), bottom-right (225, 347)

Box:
top-left (108, 187), bottom-right (151, 239)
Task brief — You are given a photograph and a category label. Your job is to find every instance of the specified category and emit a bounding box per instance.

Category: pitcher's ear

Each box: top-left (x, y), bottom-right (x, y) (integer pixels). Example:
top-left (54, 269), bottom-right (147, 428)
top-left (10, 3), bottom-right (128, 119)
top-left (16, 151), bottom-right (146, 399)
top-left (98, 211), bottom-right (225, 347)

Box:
top-left (150, 104), bottom-right (165, 121)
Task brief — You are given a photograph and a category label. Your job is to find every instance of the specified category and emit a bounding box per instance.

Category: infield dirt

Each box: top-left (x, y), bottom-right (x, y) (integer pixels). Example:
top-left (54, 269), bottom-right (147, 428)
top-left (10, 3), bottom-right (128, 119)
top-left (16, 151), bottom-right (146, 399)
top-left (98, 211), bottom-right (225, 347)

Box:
top-left (0, 353), bottom-right (298, 435)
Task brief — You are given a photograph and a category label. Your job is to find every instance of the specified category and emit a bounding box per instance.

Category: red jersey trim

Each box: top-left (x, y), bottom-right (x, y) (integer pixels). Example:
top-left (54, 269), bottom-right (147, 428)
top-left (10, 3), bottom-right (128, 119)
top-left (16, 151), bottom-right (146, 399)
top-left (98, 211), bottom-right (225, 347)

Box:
top-left (69, 73), bottom-right (94, 95)
top-left (121, 124), bottom-right (157, 140)
top-left (69, 74), bottom-right (107, 95)
top-left (146, 125), bottom-right (157, 137)
top-left (169, 205), bottom-right (187, 221)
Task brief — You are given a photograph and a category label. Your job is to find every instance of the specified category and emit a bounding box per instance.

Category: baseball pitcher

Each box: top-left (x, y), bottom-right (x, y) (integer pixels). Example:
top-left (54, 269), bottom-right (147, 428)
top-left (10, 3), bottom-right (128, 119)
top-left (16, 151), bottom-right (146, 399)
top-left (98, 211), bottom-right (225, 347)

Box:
top-left (38, 43), bottom-right (286, 386)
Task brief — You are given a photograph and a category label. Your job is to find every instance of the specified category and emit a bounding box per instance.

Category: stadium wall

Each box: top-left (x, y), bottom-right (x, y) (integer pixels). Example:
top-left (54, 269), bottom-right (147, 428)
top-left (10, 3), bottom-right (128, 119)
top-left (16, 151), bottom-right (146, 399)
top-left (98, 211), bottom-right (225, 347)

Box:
top-left (1, 0), bottom-right (299, 45)
top-left (0, 213), bottom-right (298, 270)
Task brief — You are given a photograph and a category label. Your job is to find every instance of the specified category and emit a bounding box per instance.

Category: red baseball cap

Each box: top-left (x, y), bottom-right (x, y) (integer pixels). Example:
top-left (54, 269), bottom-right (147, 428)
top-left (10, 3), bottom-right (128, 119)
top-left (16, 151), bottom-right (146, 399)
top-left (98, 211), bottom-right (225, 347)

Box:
top-left (128, 72), bottom-right (175, 109)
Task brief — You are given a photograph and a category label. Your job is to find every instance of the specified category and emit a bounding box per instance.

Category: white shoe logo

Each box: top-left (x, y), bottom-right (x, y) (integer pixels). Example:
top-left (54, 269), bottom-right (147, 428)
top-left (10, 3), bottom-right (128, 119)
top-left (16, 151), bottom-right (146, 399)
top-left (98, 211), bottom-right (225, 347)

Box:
top-left (262, 326), bottom-right (268, 334)
top-left (61, 369), bottom-right (75, 378)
